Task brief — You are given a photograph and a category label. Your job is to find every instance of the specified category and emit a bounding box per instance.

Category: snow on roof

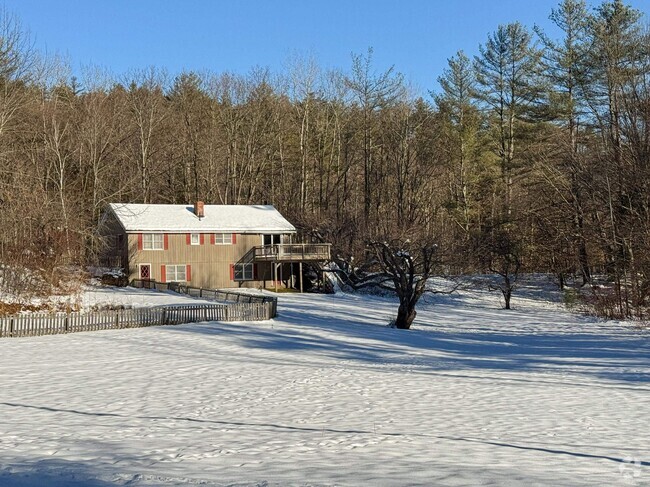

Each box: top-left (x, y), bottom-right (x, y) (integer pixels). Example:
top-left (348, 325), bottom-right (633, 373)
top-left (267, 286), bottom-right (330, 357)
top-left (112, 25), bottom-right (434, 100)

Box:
top-left (108, 203), bottom-right (296, 233)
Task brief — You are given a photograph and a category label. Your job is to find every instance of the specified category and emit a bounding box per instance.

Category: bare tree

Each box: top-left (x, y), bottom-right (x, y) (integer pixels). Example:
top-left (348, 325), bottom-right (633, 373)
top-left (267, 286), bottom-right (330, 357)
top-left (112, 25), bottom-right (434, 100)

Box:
top-left (124, 67), bottom-right (169, 203)
top-left (287, 53), bottom-right (321, 213)
top-left (334, 238), bottom-right (440, 329)
top-left (345, 48), bottom-right (405, 225)
top-left (475, 225), bottom-right (523, 310)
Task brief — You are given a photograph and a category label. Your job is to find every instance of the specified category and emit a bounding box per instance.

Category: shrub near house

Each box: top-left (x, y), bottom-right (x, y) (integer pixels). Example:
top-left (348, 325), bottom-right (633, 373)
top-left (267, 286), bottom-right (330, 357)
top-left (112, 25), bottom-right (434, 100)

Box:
top-left (100, 202), bottom-right (330, 290)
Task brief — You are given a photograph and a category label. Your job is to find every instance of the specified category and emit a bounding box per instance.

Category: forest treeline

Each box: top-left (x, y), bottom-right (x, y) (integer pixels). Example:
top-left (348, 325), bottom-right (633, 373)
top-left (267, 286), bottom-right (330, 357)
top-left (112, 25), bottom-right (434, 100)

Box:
top-left (0, 0), bottom-right (649, 317)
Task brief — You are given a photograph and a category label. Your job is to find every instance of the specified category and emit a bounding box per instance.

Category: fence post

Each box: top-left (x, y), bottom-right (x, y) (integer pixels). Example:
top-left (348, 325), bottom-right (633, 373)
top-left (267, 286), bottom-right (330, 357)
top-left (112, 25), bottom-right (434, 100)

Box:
top-left (9, 317), bottom-right (14, 337)
top-left (115, 310), bottom-right (119, 329)
top-left (161, 308), bottom-right (167, 326)
top-left (64, 314), bottom-right (69, 333)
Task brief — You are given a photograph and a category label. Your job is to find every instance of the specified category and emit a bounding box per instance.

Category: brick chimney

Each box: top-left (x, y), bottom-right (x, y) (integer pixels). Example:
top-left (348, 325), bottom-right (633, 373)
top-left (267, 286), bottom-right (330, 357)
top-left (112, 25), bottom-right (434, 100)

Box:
top-left (194, 201), bottom-right (205, 219)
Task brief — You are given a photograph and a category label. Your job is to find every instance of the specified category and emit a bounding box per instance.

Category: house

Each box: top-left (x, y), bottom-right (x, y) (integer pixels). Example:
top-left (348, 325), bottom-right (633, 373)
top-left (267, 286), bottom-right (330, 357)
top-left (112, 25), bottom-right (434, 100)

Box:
top-left (100, 202), bottom-right (330, 291)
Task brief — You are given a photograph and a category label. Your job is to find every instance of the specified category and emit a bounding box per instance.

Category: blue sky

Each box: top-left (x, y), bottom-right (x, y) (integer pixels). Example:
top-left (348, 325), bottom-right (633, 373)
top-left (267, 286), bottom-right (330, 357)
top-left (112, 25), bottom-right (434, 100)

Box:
top-left (5, 0), bottom-right (650, 95)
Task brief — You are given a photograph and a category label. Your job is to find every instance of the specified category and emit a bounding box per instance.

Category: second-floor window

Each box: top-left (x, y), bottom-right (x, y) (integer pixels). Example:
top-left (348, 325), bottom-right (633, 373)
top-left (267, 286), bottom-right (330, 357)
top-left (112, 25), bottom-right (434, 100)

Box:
top-left (214, 233), bottom-right (233, 245)
top-left (190, 233), bottom-right (200, 245)
top-left (143, 233), bottom-right (164, 250)
top-left (263, 234), bottom-right (281, 245)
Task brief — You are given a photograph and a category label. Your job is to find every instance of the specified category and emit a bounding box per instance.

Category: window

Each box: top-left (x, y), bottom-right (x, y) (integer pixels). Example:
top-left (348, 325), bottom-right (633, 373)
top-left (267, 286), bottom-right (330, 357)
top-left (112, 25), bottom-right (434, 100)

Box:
top-left (215, 233), bottom-right (233, 245)
top-left (190, 233), bottom-right (200, 245)
top-left (263, 234), bottom-right (281, 245)
top-left (143, 233), bottom-right (164, 250)
top-left (234, 263), bottom-right (254, 281)
top-left (166, 264), bottom-right (187, 282)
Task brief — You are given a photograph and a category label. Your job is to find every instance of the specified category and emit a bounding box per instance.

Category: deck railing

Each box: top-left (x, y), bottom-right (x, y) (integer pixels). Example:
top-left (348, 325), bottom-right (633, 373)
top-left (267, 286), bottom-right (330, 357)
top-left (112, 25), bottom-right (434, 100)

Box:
top-left (253, 243), bottom-right (331, 262)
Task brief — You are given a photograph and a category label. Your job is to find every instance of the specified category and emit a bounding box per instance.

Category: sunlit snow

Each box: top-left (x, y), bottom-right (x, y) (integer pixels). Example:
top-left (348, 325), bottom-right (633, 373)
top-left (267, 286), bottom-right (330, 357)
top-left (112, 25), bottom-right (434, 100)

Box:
top-left (0, 277), bottom-right (648, 486)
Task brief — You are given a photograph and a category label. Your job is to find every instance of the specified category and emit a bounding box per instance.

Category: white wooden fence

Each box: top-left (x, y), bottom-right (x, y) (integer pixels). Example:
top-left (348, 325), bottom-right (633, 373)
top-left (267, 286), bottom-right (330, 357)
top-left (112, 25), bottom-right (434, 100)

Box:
top-left (131, 279), bottom-right (278, 318)
top-left (0, 284), bottom-right (278, 338)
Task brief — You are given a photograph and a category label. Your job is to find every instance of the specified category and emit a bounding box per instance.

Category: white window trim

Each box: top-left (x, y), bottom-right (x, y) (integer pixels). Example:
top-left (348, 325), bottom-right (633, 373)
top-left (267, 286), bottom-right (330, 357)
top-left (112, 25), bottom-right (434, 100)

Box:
top-left (190, 233), bottom-right (200, 245)
top-left (166, 264), bottom-right (187, 282)
top-left (138, 263), bottom-right (152, 280)
top-left (143, 233), bottom-right (164, 250)
top-left (262, 234), bottom-right (283, 245)
top-left (234, 263), bottom-right (254, 281)
top-left (214, 233), bottom-right (233, 245)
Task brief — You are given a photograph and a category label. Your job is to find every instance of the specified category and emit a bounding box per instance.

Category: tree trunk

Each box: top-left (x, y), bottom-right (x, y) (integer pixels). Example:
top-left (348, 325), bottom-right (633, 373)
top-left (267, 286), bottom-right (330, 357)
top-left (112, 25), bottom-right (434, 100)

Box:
top-left (503, 289), bottom-right (512, 310)
top-left (502, 273), bottom-right (512, 309)
top-left (395, 302), bottom-right (417, 329)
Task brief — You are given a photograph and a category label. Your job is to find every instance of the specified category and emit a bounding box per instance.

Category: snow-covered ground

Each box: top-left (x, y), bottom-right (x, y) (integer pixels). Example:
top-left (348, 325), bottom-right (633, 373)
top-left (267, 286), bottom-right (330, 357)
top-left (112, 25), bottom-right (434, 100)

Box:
top-left (0, 278), bottom-right (648, 486)
top-left (81, 284), bottom-right (217, 309)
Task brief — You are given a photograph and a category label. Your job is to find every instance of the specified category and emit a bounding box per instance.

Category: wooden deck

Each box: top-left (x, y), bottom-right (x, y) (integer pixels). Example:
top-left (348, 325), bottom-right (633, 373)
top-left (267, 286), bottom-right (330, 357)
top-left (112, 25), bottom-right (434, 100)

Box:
top-left (252, 243), bottom-right (331, 262)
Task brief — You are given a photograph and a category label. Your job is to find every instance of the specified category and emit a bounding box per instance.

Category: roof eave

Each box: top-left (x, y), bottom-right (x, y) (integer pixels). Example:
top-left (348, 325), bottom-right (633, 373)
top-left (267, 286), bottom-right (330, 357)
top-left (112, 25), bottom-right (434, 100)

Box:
top-left (122, 229), bottom-right (297, 234)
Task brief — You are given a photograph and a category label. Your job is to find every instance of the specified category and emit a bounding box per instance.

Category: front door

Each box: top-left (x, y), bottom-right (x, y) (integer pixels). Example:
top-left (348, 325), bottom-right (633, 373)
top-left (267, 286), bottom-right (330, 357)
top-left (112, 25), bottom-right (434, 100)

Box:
top-left (139, 264), bottom-right (151, 280)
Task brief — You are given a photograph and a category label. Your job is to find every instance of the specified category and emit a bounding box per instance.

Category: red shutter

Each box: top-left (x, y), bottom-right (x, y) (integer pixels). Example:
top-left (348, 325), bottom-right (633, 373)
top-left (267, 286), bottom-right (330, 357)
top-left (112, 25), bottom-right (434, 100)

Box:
top-left (210, 234), bottom-right (215, 245)
top-left (186, 233), bottom-right (191, 245)
top-left (160, 265), bottom-right (166, 283)
top-left (253, 263), bottom-right (258, 280)
top-left (200, 233), bottom-right (205, 245)
top-left (164, 234), bottom-right (169, 250)
top-left (186, 265), bottom-right (191, 282)
top-left (138, 234), bottom-right (143, 251)
top-left (230, 264), bottom-right (235, 280)
top-left (232, 233), bottom-right (237, 244)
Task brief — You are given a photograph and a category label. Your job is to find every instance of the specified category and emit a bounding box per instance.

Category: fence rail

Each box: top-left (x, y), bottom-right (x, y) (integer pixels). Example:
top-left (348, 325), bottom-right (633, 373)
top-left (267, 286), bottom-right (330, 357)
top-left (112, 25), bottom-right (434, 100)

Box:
top-left (130, 279), bottom-right (277, 316)
top-left (0, 282), bottom-right (277, 339)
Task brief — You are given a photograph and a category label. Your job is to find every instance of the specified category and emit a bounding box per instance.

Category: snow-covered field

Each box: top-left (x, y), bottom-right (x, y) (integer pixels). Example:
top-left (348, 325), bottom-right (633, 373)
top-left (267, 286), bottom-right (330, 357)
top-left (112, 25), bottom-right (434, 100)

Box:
top-left (81, 284), bottom-right (217, 309)
top-left (0, 278), bottom-right (648, 486)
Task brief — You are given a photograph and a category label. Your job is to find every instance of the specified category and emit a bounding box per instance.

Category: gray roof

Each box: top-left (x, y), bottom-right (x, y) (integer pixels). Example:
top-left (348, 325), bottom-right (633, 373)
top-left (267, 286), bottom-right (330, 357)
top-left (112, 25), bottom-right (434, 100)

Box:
top-left (108, 204), bottom-right (296, 233)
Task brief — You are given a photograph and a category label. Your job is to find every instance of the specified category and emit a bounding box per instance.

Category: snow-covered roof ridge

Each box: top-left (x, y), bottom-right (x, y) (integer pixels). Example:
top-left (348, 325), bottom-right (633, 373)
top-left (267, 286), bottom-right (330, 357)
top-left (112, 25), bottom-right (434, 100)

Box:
top-left (108, 203), bottom-right (296, 233)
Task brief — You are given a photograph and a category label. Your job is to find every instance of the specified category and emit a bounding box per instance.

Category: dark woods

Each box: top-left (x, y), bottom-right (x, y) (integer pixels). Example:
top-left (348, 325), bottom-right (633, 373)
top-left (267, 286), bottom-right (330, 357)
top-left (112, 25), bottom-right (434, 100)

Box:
top-left (1, 0), bottom-right (649, 319)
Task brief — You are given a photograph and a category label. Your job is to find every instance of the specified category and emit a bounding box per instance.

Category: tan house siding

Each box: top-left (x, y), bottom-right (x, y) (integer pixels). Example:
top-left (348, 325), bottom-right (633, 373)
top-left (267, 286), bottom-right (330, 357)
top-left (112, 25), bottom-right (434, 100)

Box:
top-left (126, 232), bottom-right (288, 289)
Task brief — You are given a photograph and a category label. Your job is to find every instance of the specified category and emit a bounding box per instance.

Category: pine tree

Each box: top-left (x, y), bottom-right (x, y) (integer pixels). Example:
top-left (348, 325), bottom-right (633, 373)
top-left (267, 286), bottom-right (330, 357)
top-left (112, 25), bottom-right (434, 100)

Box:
top-left (435, 51), bottom-right (483, 235)
top-left (536, 0), bottom-right (593, 284)
top-left (474, 22), bottom-right (544, 220)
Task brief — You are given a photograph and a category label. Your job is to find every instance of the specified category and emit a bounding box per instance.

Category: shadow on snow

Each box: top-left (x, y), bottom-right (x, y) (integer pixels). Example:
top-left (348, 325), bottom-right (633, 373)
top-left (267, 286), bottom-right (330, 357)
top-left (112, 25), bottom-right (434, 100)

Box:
top-left (163, 291), bottom-right (650, 386)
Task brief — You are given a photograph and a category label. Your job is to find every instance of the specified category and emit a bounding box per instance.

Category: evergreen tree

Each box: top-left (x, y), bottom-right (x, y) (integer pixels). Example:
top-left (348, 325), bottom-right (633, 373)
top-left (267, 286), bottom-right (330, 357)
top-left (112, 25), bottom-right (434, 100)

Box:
top-left (435, 51), bottom-right (483, 234)
top-left (536, 0), bottom-right (593, 284)
top-left (474, 22), bottom-right (544, 220)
